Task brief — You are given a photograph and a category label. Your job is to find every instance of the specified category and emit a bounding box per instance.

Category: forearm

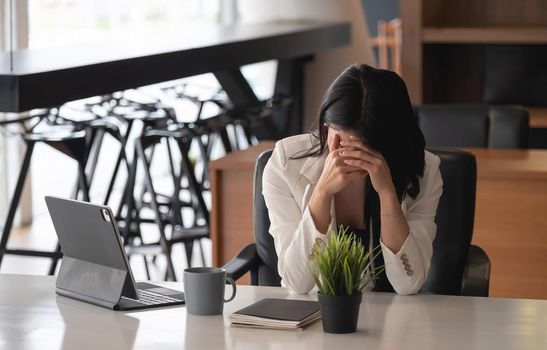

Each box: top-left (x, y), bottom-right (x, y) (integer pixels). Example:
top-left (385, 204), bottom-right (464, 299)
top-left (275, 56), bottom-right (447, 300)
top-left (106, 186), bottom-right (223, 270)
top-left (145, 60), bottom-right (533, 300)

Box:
top-left (307, 185), bottom-right (333, 234)
top-left (275, 204), bottom-right (335, 294)
top-left (379, 189), bottom-right (409, 254)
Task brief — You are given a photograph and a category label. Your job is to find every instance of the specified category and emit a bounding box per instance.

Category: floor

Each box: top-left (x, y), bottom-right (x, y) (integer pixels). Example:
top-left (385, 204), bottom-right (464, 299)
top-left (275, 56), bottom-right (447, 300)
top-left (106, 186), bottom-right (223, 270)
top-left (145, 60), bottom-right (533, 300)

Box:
top-left (2, 208), bottom-right (213, 282)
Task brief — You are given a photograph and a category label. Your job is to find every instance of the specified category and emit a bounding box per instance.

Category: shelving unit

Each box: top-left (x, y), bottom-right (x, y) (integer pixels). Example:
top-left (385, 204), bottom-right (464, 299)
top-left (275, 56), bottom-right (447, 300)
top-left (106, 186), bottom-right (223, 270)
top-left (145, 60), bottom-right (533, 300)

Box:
top-left (400, 0), bottom-right (547, 104)
top-left (422, 27), bottom-right (547, 44)
top-left (400, 0), bottom-right (547, 298)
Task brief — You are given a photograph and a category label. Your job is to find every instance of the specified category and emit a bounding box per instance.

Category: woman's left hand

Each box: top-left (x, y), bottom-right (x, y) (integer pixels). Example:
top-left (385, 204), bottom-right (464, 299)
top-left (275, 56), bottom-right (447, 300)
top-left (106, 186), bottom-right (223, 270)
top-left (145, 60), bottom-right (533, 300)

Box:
top-left (339, 136), bottom-right (396, 196)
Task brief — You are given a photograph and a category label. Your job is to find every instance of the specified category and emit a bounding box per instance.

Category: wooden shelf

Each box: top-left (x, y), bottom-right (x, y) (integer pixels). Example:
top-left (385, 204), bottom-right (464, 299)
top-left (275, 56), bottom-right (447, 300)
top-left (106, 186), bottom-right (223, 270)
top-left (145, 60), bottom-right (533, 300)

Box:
top-left (422, 27), bottom-right (547, 44)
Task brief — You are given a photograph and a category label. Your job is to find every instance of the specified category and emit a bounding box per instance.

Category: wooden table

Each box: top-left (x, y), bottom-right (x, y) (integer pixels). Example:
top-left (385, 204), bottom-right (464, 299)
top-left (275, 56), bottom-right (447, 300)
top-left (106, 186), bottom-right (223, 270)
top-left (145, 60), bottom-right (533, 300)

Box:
top-left (466, 148), bottom-right (547, 299)
top-left (210, 143), bottom-right (547, 299)
top-left (1, 274), bottom-right (546, 349)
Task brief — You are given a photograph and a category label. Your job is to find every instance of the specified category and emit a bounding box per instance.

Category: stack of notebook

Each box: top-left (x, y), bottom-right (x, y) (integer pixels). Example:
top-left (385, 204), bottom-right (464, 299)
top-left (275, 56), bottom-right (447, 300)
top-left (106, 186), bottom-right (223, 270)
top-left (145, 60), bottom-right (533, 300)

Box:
top-left (228, 298), bottom-right (321, 330)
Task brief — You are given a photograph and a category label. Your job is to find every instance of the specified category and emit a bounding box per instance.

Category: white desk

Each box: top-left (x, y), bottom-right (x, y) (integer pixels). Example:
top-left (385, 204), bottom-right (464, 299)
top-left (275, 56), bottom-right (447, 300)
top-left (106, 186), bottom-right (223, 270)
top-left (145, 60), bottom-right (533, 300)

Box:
top-left (0, 274), bottom-right (545, 350)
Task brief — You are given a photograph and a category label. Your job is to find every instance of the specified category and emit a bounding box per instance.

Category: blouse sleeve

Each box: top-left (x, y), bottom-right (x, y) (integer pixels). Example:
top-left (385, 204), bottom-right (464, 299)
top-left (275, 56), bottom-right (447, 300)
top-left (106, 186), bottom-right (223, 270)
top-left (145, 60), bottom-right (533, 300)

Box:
top-left (380, 154), bottom-right (443, 295)
top-left (262, 141), bottom-right (335, 294)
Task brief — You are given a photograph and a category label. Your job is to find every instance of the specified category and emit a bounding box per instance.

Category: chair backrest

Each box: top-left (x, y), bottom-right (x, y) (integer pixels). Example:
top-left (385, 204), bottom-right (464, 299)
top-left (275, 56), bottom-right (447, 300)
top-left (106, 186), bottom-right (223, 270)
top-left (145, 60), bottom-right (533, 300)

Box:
top-left (488, 106), bottom-right (529, 148)
top-left (253, 147), bottom-right (478, 295)
top-left (252, 149), bottom-right (282, 286)
top-left (422, 148), bottom-right (477, 295)
top-left (484, 45), bottom-right (547, 107)
top-left (416, 104), bottom-right (529, 148)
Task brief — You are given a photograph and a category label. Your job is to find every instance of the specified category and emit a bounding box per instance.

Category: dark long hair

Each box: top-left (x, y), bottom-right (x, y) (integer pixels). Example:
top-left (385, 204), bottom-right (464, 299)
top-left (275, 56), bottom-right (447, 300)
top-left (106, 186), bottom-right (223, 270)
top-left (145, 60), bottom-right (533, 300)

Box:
top-left (293, 64), bottom-right (425, 201)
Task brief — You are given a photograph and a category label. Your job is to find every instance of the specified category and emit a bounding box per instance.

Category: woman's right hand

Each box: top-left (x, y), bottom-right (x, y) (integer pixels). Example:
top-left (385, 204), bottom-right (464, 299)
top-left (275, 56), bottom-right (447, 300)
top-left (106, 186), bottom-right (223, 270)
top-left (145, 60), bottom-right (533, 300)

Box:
top-left (316, 133), bottom-right (367, 196)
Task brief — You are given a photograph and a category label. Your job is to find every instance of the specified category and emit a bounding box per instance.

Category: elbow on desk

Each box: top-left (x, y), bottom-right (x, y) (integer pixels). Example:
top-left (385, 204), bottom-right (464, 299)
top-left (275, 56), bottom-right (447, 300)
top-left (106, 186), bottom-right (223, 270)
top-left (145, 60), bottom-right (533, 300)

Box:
top-left (286, 282), bottom-right (314, 295)
top-left (281, 274), bottom-right (314, 295)
top-left (279, 269), bottom-right (314, 295)
top-left (390, 270), bottom-right (427, 296)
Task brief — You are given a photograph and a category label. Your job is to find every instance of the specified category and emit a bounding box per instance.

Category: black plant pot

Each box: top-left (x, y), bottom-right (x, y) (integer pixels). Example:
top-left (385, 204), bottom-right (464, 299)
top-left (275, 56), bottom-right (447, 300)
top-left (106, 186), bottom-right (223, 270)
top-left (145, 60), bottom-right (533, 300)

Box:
top-left (317, 292), bottom-right (362, 334)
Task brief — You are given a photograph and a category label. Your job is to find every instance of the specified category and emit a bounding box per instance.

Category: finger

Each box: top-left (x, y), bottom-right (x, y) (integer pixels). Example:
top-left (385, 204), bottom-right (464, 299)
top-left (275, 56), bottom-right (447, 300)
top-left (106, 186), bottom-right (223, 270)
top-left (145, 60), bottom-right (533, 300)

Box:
top-left (330, 147), bottom-right (345, 156)
top-left (339, 140), bottom-right (376, 157)
top-left (328, 148), bottom-right (345, 162)
top-left (342, 137), bottom-right (383, 158)
top-left (339, 165), bottom-right (364, 173)
top-left (340, 149), bottom-right (379, 164)
top-left (334, 156), bottom-right (361, 167)
top-left (330, 132), bottom-right (341, 151)
top-left (334, 157), bottom-right (363, 171)
top-left (343, 159), bottom-right (373, 172)
top-left (347, 168), bottom-right (368, 176)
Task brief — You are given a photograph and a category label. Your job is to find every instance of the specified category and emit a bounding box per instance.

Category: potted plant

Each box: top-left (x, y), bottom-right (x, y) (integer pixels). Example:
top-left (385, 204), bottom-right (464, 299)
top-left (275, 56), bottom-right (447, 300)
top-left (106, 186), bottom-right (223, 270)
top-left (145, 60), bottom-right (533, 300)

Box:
top-left (309, 225), bottom-right (384, 334)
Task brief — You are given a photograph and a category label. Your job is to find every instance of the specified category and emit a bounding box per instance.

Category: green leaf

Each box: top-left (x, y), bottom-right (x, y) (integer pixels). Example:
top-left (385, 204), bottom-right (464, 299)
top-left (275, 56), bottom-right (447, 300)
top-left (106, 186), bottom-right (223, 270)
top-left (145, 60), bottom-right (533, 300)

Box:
top-left (308, 225), bottom-right (385, 296)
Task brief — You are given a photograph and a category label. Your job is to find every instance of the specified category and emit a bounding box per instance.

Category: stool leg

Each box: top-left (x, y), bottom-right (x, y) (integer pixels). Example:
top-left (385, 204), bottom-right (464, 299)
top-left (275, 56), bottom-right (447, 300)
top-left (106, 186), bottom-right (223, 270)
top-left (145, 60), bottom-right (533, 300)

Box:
top-left (198, 239), bottom-right (206, 267)
top-left (121, 148), bottom-right (138, 239)
top-left (48, 243), bottom-right (62, 275)
top-left (184, 241), bottom-right (194, 268)
top-left (84, 128), bottom-right (105, 187)
top-left (177, 139), bottom-right (209, 268)
top-left (242, 125), bottom-right (254, 146)
top-left (143, 255), bottom-right (151, 280)
top-left (136, 140), bottom-right (177, 281)
top-left (71, 128), bottom-right (101, 199)
top-left (103, 146), bottom-right (125, 206)
top-left (219, 128), bottom-right (233, 153)
top-left (0, 142), bottom-right (35, 266)
top-left (178, 140), bottom-right (209, 225)
top-left (77, 161), bottom-right (91, 202)
top-left (166, 140), bottom-right (183, 226)
top-left (196, 135), bottom-right (210, 188)
top-left (137, 144), bottom-right (156, 206)
top-left (106, 120), bottom-right (134, 207)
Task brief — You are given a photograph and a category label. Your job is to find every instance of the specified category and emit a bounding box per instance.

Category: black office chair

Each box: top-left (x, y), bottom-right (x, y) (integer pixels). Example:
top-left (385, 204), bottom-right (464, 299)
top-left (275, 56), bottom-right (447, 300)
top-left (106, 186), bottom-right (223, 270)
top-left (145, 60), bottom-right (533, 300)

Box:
top-left (483, 45), bottom-right (547, 149)
top-left (223, 149), bottom-right (280, 286)
top-left (223, 148), bottom-right (491, 296)
top-left (416, 104), bottom-right (529, 149)
top-left (421, 148), bottom-right (490, 296)
top-left (124, 127), bottom-right (210, 281)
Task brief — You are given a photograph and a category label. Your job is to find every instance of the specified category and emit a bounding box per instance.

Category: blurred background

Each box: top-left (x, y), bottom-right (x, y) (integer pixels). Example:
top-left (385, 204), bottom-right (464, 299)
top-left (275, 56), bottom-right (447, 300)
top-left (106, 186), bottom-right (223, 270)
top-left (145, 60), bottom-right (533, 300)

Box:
top-left (0, 0), bottom-right (545, 300)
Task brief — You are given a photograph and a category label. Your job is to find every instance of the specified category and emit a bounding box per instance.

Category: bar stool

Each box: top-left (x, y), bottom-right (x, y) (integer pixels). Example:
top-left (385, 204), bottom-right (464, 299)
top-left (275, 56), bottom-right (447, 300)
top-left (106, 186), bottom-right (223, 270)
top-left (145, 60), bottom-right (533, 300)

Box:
top-left (0, 111), bottom-right (91, 274)
top-left (76, 93), bottom-right (180, 278)
top-left (125, 126), bottom-right (209, 281)
top-left (81, 93), bottom-right (177, 217)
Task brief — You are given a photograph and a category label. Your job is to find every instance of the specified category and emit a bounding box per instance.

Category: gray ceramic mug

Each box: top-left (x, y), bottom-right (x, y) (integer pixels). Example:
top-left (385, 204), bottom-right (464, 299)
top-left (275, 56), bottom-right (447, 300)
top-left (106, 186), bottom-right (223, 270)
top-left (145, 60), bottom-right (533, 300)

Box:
top-left (183, 267), bottom-right (236, 315)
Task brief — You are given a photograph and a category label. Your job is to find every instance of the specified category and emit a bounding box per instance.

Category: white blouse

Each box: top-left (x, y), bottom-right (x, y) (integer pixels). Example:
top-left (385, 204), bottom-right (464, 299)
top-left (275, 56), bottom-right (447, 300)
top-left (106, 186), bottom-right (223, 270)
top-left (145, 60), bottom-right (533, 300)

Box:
top-left (262, 134), bottom-right (443, 295)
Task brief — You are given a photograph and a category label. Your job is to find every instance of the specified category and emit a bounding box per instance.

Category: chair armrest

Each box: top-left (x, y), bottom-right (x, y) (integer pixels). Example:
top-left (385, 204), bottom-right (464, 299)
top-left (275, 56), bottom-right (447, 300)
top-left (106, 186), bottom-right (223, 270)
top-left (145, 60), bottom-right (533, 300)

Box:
top-left (461, 245), bottom-right (491, 297)
top-left (222, 243), bottom-right (258, 282)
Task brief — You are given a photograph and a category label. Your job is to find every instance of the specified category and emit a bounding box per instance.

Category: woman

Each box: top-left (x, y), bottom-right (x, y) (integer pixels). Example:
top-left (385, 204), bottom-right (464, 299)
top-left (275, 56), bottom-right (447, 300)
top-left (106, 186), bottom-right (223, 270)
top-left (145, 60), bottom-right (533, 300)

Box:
top-left (262, 64), bottom-right (443, 295)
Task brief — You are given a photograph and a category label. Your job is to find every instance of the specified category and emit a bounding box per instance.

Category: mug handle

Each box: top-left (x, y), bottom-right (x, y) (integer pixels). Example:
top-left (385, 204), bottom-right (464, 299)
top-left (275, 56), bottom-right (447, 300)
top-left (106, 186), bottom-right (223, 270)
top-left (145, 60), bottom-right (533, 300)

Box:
top-left (222, 276), bottom-right (237, 303)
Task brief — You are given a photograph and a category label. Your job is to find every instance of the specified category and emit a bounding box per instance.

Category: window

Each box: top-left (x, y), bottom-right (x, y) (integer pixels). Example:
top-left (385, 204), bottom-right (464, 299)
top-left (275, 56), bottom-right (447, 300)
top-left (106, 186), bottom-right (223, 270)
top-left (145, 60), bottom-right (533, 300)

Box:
top-left (28, 0), bottom-right (219, 48)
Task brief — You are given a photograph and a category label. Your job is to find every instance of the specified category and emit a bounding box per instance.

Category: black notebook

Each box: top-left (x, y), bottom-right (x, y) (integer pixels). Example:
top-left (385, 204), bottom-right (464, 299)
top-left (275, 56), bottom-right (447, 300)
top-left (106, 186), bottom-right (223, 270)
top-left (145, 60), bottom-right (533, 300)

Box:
top-left (228, 298), bottom-right (321, 330)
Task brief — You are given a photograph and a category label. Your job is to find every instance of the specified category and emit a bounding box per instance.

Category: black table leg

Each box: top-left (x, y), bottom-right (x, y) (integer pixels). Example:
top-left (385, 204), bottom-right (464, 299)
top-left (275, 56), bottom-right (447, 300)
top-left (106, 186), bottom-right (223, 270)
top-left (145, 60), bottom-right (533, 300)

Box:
top-left (274, 57), bottom-right (309, 137)
top-left (214, 58), bottom-right (309, 140)
top-left (214, 69), bottom-right (280, 140)
top-left (214, 69), bottom-right (260, 107)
